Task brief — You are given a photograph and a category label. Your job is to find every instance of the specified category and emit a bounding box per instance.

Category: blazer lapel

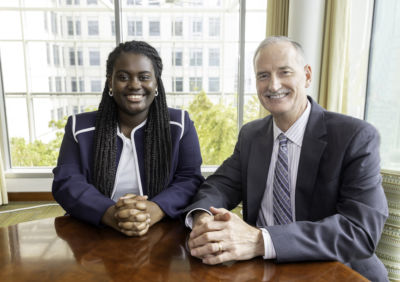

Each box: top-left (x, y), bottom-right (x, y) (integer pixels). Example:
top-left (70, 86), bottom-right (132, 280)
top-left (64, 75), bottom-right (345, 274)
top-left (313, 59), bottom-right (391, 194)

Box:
top-left (295, 98), bottom-right (327, 220)
top-left (246, 116), bottom-right (274, 224)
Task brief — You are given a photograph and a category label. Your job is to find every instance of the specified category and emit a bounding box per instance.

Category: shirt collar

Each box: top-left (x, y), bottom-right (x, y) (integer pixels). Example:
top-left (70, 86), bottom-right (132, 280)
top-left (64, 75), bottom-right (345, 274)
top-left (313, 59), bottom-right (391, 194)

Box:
top-left (273, 100), bottom-right (311, 147)
top-left (117, 119), bottom-right (147, 140)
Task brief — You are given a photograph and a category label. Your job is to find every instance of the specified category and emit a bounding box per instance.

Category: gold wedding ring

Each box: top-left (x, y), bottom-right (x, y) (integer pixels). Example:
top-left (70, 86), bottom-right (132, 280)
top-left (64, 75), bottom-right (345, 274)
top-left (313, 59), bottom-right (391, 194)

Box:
top-left (217, 242), bottom-right (223, 252)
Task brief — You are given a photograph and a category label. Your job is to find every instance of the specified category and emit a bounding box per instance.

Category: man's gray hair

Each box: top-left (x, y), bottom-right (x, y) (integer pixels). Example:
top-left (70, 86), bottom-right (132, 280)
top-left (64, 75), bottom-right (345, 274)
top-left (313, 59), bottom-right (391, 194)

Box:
top-left (253, 36), bottom-right (306, 66)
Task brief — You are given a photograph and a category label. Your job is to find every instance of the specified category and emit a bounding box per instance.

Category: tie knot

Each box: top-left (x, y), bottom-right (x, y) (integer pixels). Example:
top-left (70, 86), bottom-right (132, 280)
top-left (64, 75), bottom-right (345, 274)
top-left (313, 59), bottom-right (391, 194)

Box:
top-left (278, 134), bottom-right (288, 145)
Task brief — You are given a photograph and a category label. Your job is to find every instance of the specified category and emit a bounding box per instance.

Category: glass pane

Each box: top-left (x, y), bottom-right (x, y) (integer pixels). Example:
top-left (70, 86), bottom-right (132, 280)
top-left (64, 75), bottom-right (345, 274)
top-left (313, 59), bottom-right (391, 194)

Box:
top-left (244, 0), bottom-right (268, 124)
top-left (365, 0), bottom-right (400, 171)
top-left (0, 0), bottom-right (114, 167)
top-left (121, 0), bottom-right (240, 165)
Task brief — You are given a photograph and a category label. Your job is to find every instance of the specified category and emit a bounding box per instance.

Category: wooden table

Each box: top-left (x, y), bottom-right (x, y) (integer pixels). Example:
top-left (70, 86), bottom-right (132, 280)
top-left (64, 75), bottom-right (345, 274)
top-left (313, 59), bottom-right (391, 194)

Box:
top-left (0, 216), bottom-right (367, 281)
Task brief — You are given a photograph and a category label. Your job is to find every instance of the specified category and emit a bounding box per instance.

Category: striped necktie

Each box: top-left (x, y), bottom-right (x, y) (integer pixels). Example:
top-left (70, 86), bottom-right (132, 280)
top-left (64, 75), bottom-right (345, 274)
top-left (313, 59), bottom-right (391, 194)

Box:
top-left (273, 133), bottom-right (293, 225)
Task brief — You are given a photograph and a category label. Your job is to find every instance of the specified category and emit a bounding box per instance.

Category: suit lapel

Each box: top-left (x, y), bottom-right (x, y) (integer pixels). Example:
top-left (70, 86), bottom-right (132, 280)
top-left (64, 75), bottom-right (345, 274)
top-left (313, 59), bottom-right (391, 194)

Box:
top-left (295, 98), bottom-right (327, 220)
top-left (246, 116), bottom-right (274, 224)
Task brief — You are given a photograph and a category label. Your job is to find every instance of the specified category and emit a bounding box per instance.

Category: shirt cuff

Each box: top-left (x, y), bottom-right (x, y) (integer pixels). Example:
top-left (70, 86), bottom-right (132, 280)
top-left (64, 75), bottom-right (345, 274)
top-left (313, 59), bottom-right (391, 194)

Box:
top-left (184, 208), bottom-right (211, 229)
top-left (260, 228), bottom-right (277, 259)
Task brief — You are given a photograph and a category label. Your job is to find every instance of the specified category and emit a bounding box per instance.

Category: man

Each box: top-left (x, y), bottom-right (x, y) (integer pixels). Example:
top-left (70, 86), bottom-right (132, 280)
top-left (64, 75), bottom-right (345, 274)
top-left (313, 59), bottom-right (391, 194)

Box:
top-left (185, 36), bottom-right (388, 281)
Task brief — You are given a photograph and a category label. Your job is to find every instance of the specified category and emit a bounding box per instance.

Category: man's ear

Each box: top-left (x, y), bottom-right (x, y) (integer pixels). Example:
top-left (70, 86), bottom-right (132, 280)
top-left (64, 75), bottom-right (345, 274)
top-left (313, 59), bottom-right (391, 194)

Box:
top-left (304, 65), bottom-right (312, 88)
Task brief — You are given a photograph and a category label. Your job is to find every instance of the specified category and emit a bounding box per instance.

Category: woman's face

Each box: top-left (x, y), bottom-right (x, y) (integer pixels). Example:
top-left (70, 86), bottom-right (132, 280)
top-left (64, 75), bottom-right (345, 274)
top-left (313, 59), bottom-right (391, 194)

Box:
top-left (109, 52), bottom-right (157, 118)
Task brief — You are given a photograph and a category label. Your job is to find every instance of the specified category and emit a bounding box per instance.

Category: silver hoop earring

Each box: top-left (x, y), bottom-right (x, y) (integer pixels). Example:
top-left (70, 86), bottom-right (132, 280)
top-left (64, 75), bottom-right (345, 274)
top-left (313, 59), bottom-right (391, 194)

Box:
top-left (108, 88), bottom-right (113, 97)
top-left (154, 90), bottom-right (159, 97)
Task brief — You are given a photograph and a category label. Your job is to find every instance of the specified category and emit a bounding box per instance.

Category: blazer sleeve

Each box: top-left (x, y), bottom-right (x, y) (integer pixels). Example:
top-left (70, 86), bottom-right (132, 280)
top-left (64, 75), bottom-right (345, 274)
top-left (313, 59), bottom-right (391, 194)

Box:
top-left (151, 111), bottom-right (205, 218)
top-left (52, 116), bottom-right (115, 226)
top-left (266, 123), bottom-right (388, 264)
top-left (183, 127), bottom-right (245, 214)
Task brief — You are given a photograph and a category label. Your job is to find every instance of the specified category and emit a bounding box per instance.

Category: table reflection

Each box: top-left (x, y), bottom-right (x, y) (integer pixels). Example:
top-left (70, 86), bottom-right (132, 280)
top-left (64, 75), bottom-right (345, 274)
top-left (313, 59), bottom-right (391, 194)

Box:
top-left (0, 216), bottom-right (367, 281)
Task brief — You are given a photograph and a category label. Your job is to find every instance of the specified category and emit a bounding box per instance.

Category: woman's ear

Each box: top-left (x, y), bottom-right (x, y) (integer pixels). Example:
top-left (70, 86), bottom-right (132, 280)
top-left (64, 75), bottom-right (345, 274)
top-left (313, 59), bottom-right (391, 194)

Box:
top-left (107, 77), bottom-right (112, 90)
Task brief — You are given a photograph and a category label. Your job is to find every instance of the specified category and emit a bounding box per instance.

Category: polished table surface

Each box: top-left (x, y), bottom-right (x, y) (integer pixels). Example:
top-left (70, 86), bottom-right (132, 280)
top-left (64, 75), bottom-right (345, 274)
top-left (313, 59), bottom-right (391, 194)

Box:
top-left (0, 216), bottom-right (367, 281)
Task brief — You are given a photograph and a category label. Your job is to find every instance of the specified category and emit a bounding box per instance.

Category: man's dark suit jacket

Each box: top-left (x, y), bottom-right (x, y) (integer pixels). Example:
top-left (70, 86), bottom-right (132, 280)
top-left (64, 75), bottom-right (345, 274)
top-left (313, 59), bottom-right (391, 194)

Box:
top-left (185, 97), bottom-right (388, 281)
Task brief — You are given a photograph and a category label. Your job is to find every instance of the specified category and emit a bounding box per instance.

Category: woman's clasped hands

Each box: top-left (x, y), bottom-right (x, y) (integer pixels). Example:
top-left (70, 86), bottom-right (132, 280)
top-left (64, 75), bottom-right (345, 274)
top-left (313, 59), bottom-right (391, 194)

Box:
top-left (112, 193), bottom-right (165, 237)
top-left (115, 194), bottom-right (151, 236)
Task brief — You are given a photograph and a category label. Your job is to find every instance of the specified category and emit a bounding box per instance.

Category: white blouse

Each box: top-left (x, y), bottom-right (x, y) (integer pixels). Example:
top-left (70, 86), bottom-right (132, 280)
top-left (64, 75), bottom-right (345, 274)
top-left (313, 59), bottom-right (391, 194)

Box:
top-left (111, 120), bottom-right (146, 202)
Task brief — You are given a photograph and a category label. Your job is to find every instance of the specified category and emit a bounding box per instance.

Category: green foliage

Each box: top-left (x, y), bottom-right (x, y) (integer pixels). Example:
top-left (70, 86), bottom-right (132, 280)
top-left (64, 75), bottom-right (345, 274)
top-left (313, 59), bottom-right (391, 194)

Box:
top-left (188, 91), bottom-right (238, 165)
top-left (10, 95), bottom-right (262, 167)
top-left (10, 136), bottom-right (61, 167)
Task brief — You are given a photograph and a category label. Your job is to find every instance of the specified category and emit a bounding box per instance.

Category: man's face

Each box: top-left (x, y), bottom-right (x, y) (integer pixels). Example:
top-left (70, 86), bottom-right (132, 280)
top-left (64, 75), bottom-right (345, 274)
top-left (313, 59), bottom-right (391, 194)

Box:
top-left (254, 42), bottom-right (311, 121)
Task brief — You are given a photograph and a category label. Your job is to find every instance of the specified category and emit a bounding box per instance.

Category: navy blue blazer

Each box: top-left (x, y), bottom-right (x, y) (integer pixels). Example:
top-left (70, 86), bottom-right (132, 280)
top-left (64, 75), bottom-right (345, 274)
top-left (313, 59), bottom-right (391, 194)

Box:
top-left (185, 97), bottom-right (388, 281)
top-left (53, 108), bottom-right (204, 226)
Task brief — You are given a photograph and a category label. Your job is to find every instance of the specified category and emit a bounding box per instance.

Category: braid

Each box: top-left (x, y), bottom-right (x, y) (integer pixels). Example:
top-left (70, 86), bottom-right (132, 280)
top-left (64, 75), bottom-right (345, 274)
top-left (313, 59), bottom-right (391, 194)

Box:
top-left (144, 77), bottom-right (172, 197)
top-left (93, 40), bottom-right (172, 199)
top-left (93, 83), bottom-right (118, 197)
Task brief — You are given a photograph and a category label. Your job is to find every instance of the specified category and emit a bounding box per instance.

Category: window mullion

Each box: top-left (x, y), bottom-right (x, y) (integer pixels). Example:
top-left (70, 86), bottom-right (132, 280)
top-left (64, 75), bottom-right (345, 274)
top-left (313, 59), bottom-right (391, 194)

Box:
top-left (237, 0), bottom-right (246, 129)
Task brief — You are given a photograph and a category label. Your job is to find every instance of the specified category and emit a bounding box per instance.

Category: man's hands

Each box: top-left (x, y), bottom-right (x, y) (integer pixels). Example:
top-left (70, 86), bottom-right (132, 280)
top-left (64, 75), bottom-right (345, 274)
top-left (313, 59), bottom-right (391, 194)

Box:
top-left (188, 207), bottom-right (265, 265)
top-left (101, 194), bottom-right (165, 236)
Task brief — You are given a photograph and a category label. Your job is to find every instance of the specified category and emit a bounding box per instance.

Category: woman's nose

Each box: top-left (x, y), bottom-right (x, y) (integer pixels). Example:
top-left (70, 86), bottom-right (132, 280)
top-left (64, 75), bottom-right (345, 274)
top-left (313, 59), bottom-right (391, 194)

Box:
top-left (128, 78), bottom-right (141, 89)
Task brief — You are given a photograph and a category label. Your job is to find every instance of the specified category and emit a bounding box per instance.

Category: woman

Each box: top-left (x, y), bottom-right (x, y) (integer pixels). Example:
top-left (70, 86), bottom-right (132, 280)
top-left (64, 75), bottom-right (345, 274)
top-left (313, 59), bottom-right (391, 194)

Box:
top-left (52, 41), bottom-right (204, 236)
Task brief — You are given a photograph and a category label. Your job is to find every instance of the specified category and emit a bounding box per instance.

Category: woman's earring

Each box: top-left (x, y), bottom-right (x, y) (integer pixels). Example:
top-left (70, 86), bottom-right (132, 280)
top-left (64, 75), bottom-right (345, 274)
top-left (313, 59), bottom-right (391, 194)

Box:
top-left (154, 90), bottom-right (159, 97)
top-left (108, 88), bottom-right (113, 97)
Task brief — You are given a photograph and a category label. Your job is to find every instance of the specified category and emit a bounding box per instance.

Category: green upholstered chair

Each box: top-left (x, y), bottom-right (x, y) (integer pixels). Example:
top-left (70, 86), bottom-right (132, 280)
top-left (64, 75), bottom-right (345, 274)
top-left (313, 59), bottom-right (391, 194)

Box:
top-left (376, 172), bottom-right (400, 281)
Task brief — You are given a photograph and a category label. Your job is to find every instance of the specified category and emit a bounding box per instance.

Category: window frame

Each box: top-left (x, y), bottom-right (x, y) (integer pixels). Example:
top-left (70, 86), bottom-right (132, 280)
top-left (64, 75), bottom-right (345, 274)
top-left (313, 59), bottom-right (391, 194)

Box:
top-left (0, 0), bottom-right (254, 188)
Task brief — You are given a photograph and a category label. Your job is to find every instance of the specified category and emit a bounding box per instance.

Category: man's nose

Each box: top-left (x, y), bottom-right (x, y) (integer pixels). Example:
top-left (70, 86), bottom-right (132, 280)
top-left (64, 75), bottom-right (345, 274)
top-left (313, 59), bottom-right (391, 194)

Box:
top-left (268, 75), bottom-right (281, 92)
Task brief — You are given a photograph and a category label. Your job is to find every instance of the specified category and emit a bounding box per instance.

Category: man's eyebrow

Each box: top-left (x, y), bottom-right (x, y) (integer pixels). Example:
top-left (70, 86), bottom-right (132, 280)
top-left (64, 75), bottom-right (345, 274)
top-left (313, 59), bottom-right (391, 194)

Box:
top-left (278, 66), bottom-right (293, 70)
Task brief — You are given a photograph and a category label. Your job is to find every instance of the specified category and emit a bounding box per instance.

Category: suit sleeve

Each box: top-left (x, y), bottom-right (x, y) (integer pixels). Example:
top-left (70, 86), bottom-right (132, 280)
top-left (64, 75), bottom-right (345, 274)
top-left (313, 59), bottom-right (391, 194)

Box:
top-left (152, 111), bottom-right (205, 218)
top-left (52, 116), bottom-right (115, 226)
top-left (266, 124), bottom-right (388, 264)
top-left (183, 126), bottom-right (245, 214)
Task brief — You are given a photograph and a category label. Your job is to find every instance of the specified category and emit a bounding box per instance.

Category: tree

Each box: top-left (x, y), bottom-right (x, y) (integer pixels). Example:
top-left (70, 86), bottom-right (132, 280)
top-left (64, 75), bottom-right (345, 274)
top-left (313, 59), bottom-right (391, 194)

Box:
top-left (188, 91), bottom-right (237, 165)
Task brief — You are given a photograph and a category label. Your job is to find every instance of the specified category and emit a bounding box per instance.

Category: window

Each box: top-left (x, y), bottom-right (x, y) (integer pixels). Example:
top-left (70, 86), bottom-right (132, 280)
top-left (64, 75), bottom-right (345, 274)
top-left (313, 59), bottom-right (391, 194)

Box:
top-left (111, 20), bottom-right (115, 36)
top-left (148, 0), bottom-right (160, 5)
top-left (209, 17), bottom-right (220, 37)
top-left (189, 77), bottom-right (202, 92)
top-left (44, 11), bottom-right (48, 31)
top-left (75, 20), bottom-right (81, 35)
top-left (71, 77), bottom-right (78, 92)
top-left (173, 77), bottom-right (183, 92)
top-left (127, 0), bottom-right (142, 4)
top-left (69, 48), bottom-right (75, 65)
top-left (90, 79), bottom-right (102, 92)
top-left (73, 106), bottom-right (79, 115)
top-left (149, 19), bottom-right (160, 36)
top-left (53, 45), bottom-right (60, 66)
top-left (79, 77), bottom-right (85, 92)
top-left (51, 12), bottom-right (58, 34)
top-left (77, 50), bottom-right (83, 65)
top-left (209, 48), bottom-right (220, 66)
top-left (1, 0), bottom-right (267, 171)
top-left (190, 48), bottom-right (202, 66)
top-left (172, 50), bottom-right (183, 66)
top-left (89, 50), bottom-right (100, 65)
top-left (208, 77), bottom-right (220, 92)
top-left (46, 43), bottom-right (51, 65)
top-left (191, 18), bottom-right (202, 35)
top-left (128, 19), bottom-right (143, 36)
top-left (57, 107), bottom-right (64, 121)
top-left (173, 19), bottom-right (183, 36)
top-left (67, 19), bottom-right (74, 35)
top-left (48, 77), bottom-right (53, 92)
top-left (365, 0), bottom-right (400, 171)
top-left (88, 20), bottom-right (99, 35)
top-left (55, 77), bottom-right (62, 92)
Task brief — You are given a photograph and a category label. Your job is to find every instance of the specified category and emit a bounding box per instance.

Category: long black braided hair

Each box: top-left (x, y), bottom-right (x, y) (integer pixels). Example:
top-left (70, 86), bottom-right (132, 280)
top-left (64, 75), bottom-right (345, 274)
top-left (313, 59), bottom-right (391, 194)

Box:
top-left (92, 41), bottom-right (172, 199)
